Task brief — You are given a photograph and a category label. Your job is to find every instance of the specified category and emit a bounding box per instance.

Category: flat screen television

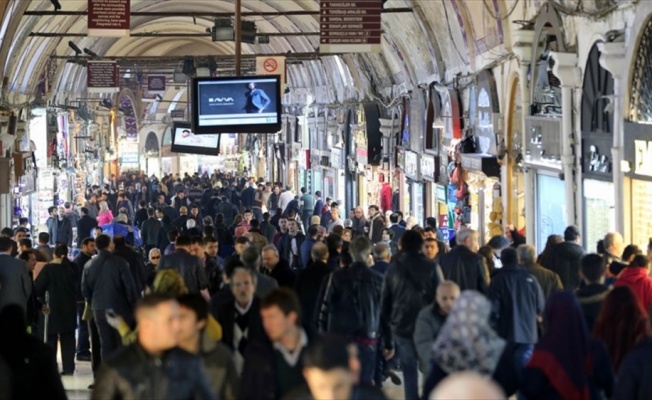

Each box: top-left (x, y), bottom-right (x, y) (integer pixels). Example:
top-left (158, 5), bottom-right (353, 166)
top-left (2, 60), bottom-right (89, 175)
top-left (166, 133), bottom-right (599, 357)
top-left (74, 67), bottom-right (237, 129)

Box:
top-left (191, 75), bottom-right (282, 134)
top-left (170, 121), bottom-right (220, 156)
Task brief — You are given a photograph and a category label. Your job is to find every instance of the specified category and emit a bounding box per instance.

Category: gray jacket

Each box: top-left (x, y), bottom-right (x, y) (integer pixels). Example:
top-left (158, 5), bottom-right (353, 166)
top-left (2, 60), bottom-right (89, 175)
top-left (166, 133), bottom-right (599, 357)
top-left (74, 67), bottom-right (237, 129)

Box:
top-left (413, 303), bottom-right (447, 375)
top-left (254, 271), bottom-right (278, 299)
top-left (200, 332), bottom-right (239, 400)
top-left (0, 254), bottom-right (32, 315)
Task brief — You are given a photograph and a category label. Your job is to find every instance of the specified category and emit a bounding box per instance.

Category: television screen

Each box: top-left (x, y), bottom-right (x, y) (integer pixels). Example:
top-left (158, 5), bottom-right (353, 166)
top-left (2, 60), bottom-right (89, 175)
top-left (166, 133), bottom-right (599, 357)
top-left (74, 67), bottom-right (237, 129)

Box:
top-left (191, 75), bottom-right (282, 134)
top-left (170, 121), bottom-right (220, 156)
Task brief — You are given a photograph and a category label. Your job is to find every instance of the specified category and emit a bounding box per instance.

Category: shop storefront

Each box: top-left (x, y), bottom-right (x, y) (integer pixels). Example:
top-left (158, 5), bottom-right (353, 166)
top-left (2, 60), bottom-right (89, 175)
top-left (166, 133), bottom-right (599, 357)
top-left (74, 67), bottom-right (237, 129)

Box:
top-left (624, 125), bottom-right (652, 248)
top-left (581, 42), bottom-right (616, 250)
top-left (404, 150), bottom-right (422, 224)
top-left (420, 154), bottom-right (437, 220)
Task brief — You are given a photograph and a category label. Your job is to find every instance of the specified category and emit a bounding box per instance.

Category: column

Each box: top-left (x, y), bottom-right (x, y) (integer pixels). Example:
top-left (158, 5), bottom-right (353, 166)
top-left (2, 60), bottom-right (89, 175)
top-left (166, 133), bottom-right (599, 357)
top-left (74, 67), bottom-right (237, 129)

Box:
top-left (551, 51), bottom-right (581, 228)
top-left (512, 29), bottom-right (536, 244)
top-left (598, 40), bottom-right (627, 236)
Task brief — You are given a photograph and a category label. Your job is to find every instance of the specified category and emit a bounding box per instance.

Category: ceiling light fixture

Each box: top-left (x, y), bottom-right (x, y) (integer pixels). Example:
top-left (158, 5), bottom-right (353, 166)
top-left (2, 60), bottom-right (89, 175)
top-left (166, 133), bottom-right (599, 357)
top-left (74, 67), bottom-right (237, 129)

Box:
top-left (83, 48), bottom-right (98, 57)
top-left (212, 19), bottom-right (234, 42)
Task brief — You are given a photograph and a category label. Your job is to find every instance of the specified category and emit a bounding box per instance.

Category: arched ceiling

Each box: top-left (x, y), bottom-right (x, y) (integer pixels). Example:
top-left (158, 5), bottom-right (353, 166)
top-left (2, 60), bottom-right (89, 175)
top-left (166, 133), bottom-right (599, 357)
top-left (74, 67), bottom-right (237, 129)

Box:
top-left (0, 0), bottom-right (541, 118)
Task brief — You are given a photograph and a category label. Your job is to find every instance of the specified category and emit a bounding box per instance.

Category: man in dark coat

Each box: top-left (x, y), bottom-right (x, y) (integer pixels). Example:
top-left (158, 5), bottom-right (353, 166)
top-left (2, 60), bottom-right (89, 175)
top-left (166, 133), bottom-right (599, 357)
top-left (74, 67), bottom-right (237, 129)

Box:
top-left (576, 253), bottom-right (610, 331)
top-left (52, 206), bottom-right (73, 248)
top-left (35, 244), bottom-right (78, 374)
top-left (77, 207), bottom-right (98, 248)
top-left (380, 230), bottom-right (440, 400)
top-left (295, 242), bottom-right (334, 330)
top-left (517, 244), bottom-right (563, 300)
top-left (439, 227), bottom-right (489, 294)
top-left (112, 235), bottom-right (148, 296)
top-left (0, 237), bottom-right (32, 314)
top-left (72, 238), bottom-right (96, 361)
top-left (157, 235), bottom-right (210, 300)
top-left (82, 234), bottom-right (139, 360)
top-left (133, 200), bottom-right (149, 228)
top-left (367, 206), bottom-right (385, 244)
top-left (541, 225), bottom-right (585, 290)
top-left (140, 208), bottom-right (161, 254)
top-left (261, 244), bottom-right (296, 288)
top-left (278, 219), bottom-right (306, 270)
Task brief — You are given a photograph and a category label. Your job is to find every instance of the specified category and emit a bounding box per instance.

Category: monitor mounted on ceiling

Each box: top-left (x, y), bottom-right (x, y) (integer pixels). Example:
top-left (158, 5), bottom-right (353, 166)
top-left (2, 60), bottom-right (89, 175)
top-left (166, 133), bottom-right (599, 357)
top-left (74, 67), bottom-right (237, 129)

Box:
top-left (170, 121), bottom-right (220, 156)
top-left (191, 75), bottom-right (282, 134)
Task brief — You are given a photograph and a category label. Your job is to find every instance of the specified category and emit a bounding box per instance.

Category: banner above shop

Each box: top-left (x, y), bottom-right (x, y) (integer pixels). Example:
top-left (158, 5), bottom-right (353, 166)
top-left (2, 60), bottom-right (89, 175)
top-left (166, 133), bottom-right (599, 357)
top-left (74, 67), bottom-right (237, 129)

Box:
top-left (475, 70), bottom-right (500, 155)
top-left (87, 61), bottom-right (119, 93)
top-left (405, 150), bottom-right (420, 180)
top-left (88, 0), bottom-right (130, 37)
top-left (147, 75), bottom-right (166, 95)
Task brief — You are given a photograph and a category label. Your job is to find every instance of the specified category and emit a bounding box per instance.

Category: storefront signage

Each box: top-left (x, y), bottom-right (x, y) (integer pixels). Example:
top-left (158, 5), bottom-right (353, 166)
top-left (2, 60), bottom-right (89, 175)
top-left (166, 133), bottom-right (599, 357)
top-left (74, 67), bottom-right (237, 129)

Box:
top-left (319, 0), bottom-right (382, 54)
top-left (404, 150), bottom-right (419, 180)
top-left (475, 70), bottom-right (500, 155)
top-left (396, 147), bottom-right (405, 171)
top-left (88, 0), bottom-right (130, 37)
top-left (147, 75), bottom-right (165, 94)
top-left (355, 129), bottom-right (368, 165)
top-left (436, 184), bottom-right (447, 203)
top-left (330, 147), bottom-right (343, 168)
top-left (635, 140), bottom-right (652, 177)
top-left (87, 61), bottom-right (119, 93)
top-left (420, 154), bottom-right (436, 181)
top-left (170, 109), bottom-right (185, 119)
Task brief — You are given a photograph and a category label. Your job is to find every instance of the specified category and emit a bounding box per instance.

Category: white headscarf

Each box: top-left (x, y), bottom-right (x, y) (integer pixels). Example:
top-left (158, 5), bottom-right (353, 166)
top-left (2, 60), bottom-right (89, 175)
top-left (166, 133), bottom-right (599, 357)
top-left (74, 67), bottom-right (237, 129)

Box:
top-left (431, 291), bottom-right (506, 376)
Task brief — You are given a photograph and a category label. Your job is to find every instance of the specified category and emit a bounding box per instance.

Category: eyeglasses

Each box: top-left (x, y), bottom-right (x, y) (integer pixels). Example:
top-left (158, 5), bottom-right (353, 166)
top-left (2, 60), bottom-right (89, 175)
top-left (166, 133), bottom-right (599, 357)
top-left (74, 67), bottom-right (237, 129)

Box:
top-left (151, 256), bottom-right (160, 260)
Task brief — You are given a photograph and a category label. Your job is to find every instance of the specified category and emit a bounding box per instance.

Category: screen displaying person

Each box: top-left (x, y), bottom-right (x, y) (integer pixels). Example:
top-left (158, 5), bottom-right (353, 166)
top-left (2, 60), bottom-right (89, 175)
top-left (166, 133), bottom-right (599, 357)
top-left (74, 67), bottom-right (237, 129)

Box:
top-left (245, 82), bottom-right (270, 113)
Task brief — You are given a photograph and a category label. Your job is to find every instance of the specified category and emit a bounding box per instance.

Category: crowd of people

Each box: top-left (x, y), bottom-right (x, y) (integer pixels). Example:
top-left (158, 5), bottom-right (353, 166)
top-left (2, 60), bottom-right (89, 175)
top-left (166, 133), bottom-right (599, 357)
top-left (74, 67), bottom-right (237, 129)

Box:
top-left (2, 170), bottom-right (652, 399)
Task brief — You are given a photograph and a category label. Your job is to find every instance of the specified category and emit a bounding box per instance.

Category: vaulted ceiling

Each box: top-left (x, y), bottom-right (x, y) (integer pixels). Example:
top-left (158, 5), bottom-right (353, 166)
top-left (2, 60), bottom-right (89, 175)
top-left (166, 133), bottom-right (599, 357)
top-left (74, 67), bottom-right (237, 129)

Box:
top-left (0, 0), bottom-right (540, 119)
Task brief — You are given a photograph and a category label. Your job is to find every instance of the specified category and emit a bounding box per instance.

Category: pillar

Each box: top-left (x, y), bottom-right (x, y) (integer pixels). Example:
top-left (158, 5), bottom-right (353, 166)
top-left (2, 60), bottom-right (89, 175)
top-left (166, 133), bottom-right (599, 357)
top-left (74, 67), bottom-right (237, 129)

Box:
top-left (512, 29), bottom-right (536, 244)
top-left (598, 40), bottom-right (627, 237)
top-left (551, 51), bottom-right (581, 228)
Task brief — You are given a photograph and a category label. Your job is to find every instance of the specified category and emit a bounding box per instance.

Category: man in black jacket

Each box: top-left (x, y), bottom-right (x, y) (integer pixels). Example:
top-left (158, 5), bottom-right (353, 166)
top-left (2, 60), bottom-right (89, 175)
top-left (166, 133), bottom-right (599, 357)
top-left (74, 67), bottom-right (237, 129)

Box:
top-left (542, 225), bottom-right (585, 290)
top-left (134, 200), bottom-right (149, 229)
top-left (278, 219), bottom-right (306, 270)
top-left (489, 247), bottom-right (544, 375)
top-left (295, 242), bottom-right (334, 330)
top-left (367, 206), bottom-right (385, 244)
top-left (140, 208), bottom-right (161, 254)
top-left (261, 244), bottom-right (296, 288)
top-left (72, 238), bottom-right (96, 362)
top-left (575, 253), bottom-right (610, 331)
top-left (113, 235), bottom-right (148, 296)
top-left (439, 227), bottom-right (489, 294)
top-left (239, 288), bottom-right (312, 400)
top-left (82, 235), bottom-right (139, 360)
top-left (92, 294), bottom-right (213, 399)
top-left (52, 206), bottom-right (73, 248)
top-left (319, 236), bottom-right (383, 384)
top-left (157, 235), bottom-right (210, 300)
top-left (380, 230), bottom-right (440, 400)
top-left (77, 207), bottom-right (98, 248)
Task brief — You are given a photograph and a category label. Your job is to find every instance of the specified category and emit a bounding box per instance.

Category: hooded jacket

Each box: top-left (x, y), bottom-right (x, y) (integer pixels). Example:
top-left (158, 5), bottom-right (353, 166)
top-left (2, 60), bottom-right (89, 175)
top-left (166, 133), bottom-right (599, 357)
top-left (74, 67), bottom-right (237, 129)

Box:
top-left (615, 267), bottom-right (652, 310)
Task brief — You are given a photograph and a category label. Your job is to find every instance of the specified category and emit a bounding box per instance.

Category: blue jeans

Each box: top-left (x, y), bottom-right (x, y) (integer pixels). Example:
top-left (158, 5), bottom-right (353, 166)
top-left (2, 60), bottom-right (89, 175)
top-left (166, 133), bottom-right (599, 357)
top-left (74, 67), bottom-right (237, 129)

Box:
top-left (395, 335), bottom-right (419, 400)
top-left (356, 342), bottom-right (377, 385)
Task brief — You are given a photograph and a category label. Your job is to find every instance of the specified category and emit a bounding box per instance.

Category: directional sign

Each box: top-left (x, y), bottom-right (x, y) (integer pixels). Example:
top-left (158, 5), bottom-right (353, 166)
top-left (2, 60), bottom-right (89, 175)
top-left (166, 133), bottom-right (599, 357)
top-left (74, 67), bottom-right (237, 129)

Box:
top-left (320, 0), bottom-right (382, 53)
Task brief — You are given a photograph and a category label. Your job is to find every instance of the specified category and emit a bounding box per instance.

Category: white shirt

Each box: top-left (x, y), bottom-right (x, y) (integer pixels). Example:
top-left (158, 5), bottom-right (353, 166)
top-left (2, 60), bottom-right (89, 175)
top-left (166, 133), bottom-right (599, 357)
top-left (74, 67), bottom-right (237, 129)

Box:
top-left (273, 329), bottom-right (308, 367)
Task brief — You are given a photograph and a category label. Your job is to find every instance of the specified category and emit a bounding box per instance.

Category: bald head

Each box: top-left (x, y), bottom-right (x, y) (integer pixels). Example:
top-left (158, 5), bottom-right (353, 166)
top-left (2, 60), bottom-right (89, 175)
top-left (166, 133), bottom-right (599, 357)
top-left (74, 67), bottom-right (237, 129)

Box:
top-left (429, 372), bottom-right (504, 400)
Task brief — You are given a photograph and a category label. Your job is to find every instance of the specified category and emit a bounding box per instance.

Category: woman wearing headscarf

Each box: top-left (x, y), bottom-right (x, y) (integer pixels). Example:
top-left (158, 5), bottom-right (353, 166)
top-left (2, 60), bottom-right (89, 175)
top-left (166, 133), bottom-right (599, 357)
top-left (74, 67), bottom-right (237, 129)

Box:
top-left (594, 286), bottom-right (648, 372)
top-left (522, 291), bottom-right (614, 400)
top-left (421, 291), bottom-right (518, 400)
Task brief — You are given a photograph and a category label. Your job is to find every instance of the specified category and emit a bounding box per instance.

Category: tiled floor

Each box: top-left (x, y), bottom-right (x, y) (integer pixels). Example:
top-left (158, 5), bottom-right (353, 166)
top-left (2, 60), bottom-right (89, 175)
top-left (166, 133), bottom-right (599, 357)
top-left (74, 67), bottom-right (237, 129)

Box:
top-left (62, 356), bottom-right (410, 400)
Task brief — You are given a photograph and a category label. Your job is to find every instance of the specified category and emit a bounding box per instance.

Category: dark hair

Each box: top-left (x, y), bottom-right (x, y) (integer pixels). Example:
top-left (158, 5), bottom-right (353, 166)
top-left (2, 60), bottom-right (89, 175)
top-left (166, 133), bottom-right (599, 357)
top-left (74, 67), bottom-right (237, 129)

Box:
top-left (203, 236), bottom-right (218, 245)
top-left (139, 200), bottom-right (147, 208)
top-left (18, 238), bottom-right (32, 248)
top-left (478, 245), bottom-right (496, 276)
top-left (54, 243), bottom-right (68, 258)
top-left (147, 208), bottom-right (155, 217)
top-left (48, 206), bottom-right (57, 215)
top-left (261, 288), bottom-right (302, 326)
top-left (168, 229), bottom-right (180, 242)
top-left (38, 232), bottom-right (49, 243)
top-left (390, 213), bottom-right (399, 223)
top-left (537, 234), bottom-right (563, 265)
top-left (564, 225), bottom-right (580, 241)
top-left (19, 217), bottom-right (28, 225)
top-left (326, 234), bottom-right (343, 255)
top-left (581, 254), bottom-right (606, 283)
top-left (136, 293), bottom-right (175, 313)
top-left (400, 230), bottom-right (424, 252)
top-left (0, 227), bottom-right (13, 237)
top-left (382, 228), bottom-right (394, 240)
top-left (95, 234), bottom-right (112, 250)
top-left (0, 237), bottom-right (14, 252)
top-left (235, 236), bottom-right (250, 245)
top-left (594, 286), bottom-right (648, 370)
top-left (630, 255), bottom-right (650, 268)
top-left (80, 207), bottom-right (89, 215)
top-left (308, 225), bottom-right (319, 238)
top-left (191, 236), bottom-right (204, 246)
top-left (18, 249), bottom-right (35, 262)
top-left (500, 247), bottom-right (517, 266)
top-left (250, 220), bottom-right (260, 229)
top-left (81, 237), bottom-right (95, 247)
top-left (622, 245), bottom-right (642, 262)
top-left (113, 235), bottom-right (127, 248)
top-left (596, 239), bottom-right (606, 255)
top-left (488, 235), bottom-right (510, 250)
top-left (331, 225), bottom-right (344, 236)
top-left (303, 334), bottom-right (350, 371)
top-left (263, 212), bottom-right (271, 221)
top-left (177, 293), bottom-right (209, 322)
top-left (175, 235), bottom-right (192, 247)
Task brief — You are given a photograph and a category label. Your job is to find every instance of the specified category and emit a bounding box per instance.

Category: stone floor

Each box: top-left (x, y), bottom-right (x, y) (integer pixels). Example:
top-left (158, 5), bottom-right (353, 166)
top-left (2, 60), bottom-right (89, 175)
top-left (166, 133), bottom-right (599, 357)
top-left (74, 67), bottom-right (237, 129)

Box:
top-left (63, 358), bottom-right (409, 400)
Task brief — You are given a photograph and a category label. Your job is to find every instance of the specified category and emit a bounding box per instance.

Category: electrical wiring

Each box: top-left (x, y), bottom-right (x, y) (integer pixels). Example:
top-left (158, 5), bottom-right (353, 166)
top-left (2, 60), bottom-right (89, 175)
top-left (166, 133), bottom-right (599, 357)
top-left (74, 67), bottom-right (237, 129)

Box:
top-left (441, 0), bottom-right (468, 65)
top-left (483, 0), bottom-right (521, 21)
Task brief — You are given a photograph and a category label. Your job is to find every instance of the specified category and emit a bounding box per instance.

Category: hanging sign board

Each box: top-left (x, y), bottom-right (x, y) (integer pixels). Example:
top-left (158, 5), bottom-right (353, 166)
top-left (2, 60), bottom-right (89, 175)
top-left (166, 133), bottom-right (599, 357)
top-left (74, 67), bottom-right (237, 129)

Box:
top-left (256, 56), bottom-right (286, 90)
top-left (147, 75), bottom-right (166, 94)
top-left (87, 61), bottom-right (119, 93)
top-left (88, 0), bottom-right (130, 37)
top-left (320, 0), bottom-right (382, 53)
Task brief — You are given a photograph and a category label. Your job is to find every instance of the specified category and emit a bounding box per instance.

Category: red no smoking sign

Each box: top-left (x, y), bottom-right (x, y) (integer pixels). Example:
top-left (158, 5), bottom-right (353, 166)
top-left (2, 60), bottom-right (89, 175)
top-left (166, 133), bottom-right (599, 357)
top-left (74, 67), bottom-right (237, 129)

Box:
top-left (263, 58), bottom-right (278, 73)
